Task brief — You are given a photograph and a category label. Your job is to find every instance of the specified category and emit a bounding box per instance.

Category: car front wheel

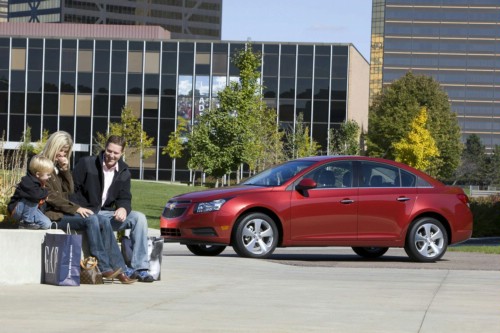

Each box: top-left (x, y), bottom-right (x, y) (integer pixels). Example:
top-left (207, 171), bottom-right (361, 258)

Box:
top-left (186, 244), bottom-right (226, 256)
top-left (352, 247), bottom-right (389, 259)
top-left (404, 217), bottom-right (448, 262)
top-left (232, 212), bottom-right (278, 259)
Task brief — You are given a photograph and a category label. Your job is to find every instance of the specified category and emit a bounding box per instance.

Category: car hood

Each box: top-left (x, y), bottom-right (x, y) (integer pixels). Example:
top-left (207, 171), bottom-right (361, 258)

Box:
top-left (171, 185), bottom-right (273, 203)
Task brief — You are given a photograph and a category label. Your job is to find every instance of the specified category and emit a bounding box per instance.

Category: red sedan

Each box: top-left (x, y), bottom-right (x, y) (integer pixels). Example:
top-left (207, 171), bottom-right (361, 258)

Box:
top-left (160, 156), bottom-right (473, 262)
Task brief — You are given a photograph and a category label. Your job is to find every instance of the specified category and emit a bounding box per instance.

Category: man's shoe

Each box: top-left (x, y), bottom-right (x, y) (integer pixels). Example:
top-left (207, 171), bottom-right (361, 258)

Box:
top-left (102, 268), bottom-right (122, 281)
top-left (132, 270), bottom-right (155, 283)
top-left (18, 222), bottom-right (40, 230)
top-left (115, 273), bottom-right (137, 284)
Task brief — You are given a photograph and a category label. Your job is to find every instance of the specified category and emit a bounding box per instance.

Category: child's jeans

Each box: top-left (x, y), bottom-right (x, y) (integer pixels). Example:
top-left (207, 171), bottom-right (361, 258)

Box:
top-left (11, 199), bottom-right (52, 229)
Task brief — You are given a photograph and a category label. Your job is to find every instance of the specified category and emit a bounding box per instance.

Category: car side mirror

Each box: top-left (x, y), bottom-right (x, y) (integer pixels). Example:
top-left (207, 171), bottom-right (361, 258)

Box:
top-left (295, 178), bottom-right (317, 197)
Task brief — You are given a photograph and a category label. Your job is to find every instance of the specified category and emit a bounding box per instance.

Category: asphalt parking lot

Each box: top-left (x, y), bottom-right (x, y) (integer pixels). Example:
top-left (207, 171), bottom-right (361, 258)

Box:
top-left (1, 240), bottom-right (498, 333)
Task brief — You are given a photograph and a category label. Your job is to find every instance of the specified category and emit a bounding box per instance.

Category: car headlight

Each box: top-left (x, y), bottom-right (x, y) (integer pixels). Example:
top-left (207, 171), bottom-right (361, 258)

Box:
top-left (194, 199), bottom-right (227, 213)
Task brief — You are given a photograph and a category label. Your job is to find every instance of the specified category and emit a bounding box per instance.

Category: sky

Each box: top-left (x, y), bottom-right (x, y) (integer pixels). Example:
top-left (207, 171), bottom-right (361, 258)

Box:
top-left (221, 0), bottom-right (373, 61)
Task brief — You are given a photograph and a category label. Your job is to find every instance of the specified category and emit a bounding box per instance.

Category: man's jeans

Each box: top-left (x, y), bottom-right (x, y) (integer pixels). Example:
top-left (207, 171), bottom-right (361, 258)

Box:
top-left (56, 213), bottom-right (126, 273)
top-left (98, 210), bottom-right (150, 271)
top-left (11, 199), bottom-right (51, 229)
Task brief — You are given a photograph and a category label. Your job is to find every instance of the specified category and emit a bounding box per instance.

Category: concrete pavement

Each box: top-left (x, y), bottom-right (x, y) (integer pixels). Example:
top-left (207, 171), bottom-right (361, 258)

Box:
top-left (0, 241), bottom-right (499, 333)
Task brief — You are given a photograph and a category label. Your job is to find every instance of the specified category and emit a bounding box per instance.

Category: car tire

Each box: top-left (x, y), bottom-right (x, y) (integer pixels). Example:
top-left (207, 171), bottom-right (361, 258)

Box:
top-left (404, 217), bottom-right (448, 262)
top-left (352, 247), bottom-right (389, 259)
top-left (232, 212), bottom-right (278, 259)
top-left (185, 244), bottom-right (226, 256)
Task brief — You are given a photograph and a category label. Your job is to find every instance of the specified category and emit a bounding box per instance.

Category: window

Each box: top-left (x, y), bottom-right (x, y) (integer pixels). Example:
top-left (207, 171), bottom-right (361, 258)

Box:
top-left (305, 162), bottom-right (353, 189)
top-left (360, 162), bottom-right (399, 188)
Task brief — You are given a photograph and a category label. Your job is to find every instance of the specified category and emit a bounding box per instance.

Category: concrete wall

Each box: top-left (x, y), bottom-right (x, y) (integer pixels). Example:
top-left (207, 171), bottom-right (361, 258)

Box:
top-left (347, 45), bottom-right (370, 132)
top-left (0, 229), bottom-right (65, 285)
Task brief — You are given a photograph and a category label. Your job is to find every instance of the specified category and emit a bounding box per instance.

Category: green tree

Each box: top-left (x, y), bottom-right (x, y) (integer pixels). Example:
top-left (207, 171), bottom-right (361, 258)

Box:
top-left (162, 117), bottom-right (188, 182)
top-left (392, 107), bottom-right (439, 172)
top-left (285, 112), bottom-right (320, 159)
top-left (488, 145), bottom-right (500, 186)
top-left (186, 43), bottom-right (284, 183)
top-left (163, 117), bottom-right (188, 160)
top-left (218, 44), bottom-right (285, 174)
top-left (456, 134), bottom-right (487, 185)
top-left (328, 120), bottom-right (360, 155)
top-left (95, 105), bottom-right (154, 160)
top-left (367, 71), bottom-right (462, 179)
top-left (187, 106), bottom-right (244, 186)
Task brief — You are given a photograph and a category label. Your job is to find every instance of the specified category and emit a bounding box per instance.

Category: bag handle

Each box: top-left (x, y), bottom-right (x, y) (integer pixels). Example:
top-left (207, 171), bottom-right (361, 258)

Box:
top-left (80, 257), bottom-right (98, 270)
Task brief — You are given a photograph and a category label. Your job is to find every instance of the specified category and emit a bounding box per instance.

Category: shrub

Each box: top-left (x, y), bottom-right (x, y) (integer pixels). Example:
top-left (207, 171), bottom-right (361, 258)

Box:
top-left (469, 195), bottom-right (500, 237)
top-left (0, 134), bottom-right (27, 226)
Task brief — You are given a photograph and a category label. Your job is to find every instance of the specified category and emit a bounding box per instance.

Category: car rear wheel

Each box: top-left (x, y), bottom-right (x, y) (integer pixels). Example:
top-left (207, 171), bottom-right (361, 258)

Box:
top-left (404, 217), bottom-right (448, 262)
top-left (232, 212), bottom-right (278, 259)
top-left (352, 247), bottom-right (389, 259)
top-left (185, 244), bottom-right (226, 256)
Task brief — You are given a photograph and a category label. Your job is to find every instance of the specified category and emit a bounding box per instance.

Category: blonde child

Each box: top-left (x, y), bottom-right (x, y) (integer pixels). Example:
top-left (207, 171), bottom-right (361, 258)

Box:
top-left (8, 155), bottom-right (54, 229)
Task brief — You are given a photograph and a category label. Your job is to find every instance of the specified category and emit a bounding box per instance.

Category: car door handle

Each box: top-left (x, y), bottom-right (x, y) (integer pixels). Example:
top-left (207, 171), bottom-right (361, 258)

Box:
top-left (340, 199), bottom-right (355, 204)
top-left (397, 197), bottom-right (411, 202)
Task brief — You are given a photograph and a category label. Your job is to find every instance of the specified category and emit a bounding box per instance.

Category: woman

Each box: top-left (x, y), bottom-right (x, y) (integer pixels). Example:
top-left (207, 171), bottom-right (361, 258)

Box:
top-left (41, 131), bottom-right (136, 284)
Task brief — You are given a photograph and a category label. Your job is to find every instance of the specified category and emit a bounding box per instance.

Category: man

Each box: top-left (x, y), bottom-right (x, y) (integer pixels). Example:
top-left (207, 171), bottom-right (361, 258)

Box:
top-left (71, 135), bottom-right (154, 282)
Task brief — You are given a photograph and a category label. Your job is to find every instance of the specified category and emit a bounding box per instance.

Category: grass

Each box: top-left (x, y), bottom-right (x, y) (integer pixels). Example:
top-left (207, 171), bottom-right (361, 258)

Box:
top-left (448, 246), bottom-right (500, 255)
top-left (131, 180), bottom-right (206, 229)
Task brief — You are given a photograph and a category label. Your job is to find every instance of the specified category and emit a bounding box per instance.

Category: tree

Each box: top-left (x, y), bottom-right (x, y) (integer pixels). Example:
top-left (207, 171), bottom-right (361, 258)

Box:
top-left (218, 44), bottom-right (285, 174)
top-left (186, 43), bottom-right (285, 184)
top-left (328, 120), bottom-right (360, 155)
top-left (95, 105), bottom-right (154, 160)
top-left (367, 71), bottom-right (462, 179)
top-left (392, 107), bottom-right (439, 172)
top-left (285, 112), bottom-right (320, 159)
top-left (187, 106), bottom-right (244, 186)
top-left (455, 134), bottom-right (487, 185)
top-left (488, 145), bottom-right (500, 186)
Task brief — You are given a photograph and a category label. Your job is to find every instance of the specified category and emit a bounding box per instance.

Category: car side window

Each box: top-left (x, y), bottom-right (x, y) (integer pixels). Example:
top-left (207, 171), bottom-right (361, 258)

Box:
top-left (360, 162), bottom-right (400, 188)
top-left (305, 162), bottom-right (353, 188)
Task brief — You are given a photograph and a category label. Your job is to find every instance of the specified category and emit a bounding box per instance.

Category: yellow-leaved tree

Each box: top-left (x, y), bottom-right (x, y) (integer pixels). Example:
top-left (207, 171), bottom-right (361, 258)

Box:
top-left (392, 107), bottom-right (439, 172)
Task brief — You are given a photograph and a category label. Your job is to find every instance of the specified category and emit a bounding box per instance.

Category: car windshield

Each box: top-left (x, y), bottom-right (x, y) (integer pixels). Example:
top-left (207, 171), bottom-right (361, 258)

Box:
top-left (242, 160), bottom-right (316, 186)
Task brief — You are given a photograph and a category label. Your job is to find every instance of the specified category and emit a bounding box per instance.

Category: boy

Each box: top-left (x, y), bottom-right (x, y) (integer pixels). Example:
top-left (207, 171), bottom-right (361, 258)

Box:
top-left (8, 155), bottom-right (54, 230)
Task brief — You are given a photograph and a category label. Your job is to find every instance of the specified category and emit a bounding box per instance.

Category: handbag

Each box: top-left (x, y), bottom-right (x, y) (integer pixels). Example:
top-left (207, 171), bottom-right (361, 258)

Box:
top-left (42, 224), bottom-right (82, 286)
top-left (80, 256), bottom-right (104, 285)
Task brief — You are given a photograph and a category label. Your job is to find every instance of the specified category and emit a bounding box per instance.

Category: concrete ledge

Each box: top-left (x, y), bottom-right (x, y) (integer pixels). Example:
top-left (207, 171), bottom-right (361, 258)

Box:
top-left (0, 229), bottom-right (65, 285)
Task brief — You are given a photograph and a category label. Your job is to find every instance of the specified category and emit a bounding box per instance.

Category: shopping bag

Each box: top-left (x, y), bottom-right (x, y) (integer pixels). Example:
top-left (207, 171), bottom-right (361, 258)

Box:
top-left (42, 227), bottom-right (82, 286)
top-left (148, 237), bottom-right (163, 281)
top-left (121, 236), bottom-right (163, 280)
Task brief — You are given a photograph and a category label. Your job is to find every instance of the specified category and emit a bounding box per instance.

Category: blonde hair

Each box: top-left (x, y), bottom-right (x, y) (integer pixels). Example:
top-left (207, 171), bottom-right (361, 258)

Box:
top-left (41, 131), bottom-right (74, 164)
top-left (29, 155), bottom-right (54, 175)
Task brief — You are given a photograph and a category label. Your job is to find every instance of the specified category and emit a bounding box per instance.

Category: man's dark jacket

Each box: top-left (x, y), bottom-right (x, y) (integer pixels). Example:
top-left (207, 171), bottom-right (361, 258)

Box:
top-left (71, 153), bottom-right (132, 215)
top-left (7, 173), bottom-right (48, 214)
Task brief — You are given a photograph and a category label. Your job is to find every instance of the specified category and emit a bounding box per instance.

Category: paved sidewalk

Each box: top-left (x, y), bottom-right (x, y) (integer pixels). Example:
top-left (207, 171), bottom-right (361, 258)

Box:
top-left (0, 242), bottom-right (499, 333)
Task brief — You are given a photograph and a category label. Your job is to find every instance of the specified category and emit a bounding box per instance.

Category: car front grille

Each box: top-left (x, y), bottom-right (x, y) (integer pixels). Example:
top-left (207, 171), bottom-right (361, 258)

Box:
top-left (161, 228), bottom-right (181, 237)
top-left (162, 200), bottom-right (191, 218)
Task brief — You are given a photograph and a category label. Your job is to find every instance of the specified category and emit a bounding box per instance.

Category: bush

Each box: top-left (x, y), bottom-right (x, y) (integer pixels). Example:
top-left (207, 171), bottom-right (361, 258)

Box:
top-left (470, 195), bottom-right (500, 237)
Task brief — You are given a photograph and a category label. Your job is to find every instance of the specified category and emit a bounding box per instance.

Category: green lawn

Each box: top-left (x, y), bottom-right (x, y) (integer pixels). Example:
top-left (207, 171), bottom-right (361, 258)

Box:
top-left (449, 246), bottom-right (500, 255)
top-left (131, 180), bottom-right (206, 229)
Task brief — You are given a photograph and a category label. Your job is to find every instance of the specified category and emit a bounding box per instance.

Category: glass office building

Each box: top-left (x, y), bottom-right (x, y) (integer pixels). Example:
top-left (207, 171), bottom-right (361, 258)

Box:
top-left (370, 0), bottom-right (500, 151)
top-left (7, 0), bottom-right (222, 40)
top-left (0, 30), bottom-right (369, 181)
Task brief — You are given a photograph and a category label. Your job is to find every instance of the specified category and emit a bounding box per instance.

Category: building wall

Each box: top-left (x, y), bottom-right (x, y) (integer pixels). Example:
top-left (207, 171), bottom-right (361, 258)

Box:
top-left (370, 0), bottom-right (500, 151)
top-left (7, 0), bottom-right (222, 40)
top-left (0, 37), bottom-right (368, 181)
top-left (347, 45), bottom-right (369, 131)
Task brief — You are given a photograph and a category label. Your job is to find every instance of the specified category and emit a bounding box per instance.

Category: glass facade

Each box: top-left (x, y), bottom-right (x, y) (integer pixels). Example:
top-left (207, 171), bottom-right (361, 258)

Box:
top-left (0, 37), bottom-right (357, 181)
top-left (370, 0), bottom-right (500, 151)
top-left (7, 0), bottom-right (222, 40)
